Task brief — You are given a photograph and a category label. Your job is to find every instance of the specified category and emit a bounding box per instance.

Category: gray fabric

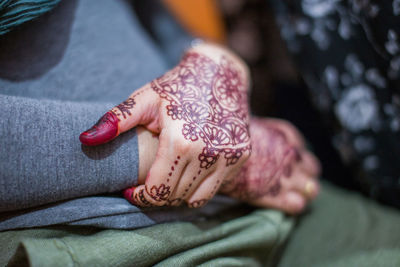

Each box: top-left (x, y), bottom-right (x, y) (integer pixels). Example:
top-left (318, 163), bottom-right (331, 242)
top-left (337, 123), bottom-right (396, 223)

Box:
top-left (0, 95), bottom-right (138, 211)
top-left (0, 0), bottom-right (233, 230)
top-left (0, 0), bottom-right (162, 211)
top-left (0, 195), bottom-right (240, 231)
top-left (0, 0), bottom-right (167, 99)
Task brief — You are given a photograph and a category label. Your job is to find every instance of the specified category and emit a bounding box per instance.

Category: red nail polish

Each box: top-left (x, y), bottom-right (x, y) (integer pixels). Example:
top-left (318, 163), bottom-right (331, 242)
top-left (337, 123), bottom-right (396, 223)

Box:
top-left (123, 187), bottom-right (137, 205)
top-left (79, 112), bottom-right (119, 146)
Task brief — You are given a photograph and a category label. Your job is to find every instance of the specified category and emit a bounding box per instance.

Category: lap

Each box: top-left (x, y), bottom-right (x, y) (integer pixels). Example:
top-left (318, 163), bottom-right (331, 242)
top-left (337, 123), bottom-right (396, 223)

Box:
top-left (278, 181), bottom-right (400, 267)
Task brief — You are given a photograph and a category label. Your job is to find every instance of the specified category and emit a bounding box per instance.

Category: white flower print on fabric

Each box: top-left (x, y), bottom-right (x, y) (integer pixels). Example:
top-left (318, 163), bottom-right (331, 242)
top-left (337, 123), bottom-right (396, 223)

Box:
top-left (385, 30), bottom-right (399, 55)
top-left (391, 118), bottom-right (400, 131)
top-left (271, 0), bottom-right (400, 204)
top-left (297, 0), bottom-right (381, 50)
top-left (302, 0), bottom-right (340, 18)
top-left (350, 0), bottom-right (380, 17)
top-left (300, 0), bottom-right (341, 49)
top-left (315, 55), bottom-right (387, 132)
top-left (384, 103), bottom-right (400, 132)
top-left (386, 30), bottom-right (400, 79)
top-left (338, 17), bottom-right (352, 39)
top-left (344, 54), bottom-right (364, 81)
top-left (341, 54), bottom-right (387, 92)
top-left (323, 66), bottom-right (340, 99)
top-left (353, 136), bottom-right (375, 152)
top-left (335, 84), bottom-right (379, 132)
top-left (277, 0), bottom-right (339, 50)
top-left (363, 155), bottom-right (379, 170)
top-left (276, 15), bottom-right (302, 53)
top-left (311, 23), bottom-right (332, 50)
top-left (388, 56), bottom-right (400, 79)
top-left (365, 69), bottom-right (387, 89)
top-left (393, 0), bottom-right (400, 15)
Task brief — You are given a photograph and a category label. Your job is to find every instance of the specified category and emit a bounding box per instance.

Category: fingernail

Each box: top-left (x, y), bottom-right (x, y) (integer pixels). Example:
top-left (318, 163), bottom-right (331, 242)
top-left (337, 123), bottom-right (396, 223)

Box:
top-left (79, 112), bottom-right (119, 146)
top-left (123, 187), bottom-right (138, 205)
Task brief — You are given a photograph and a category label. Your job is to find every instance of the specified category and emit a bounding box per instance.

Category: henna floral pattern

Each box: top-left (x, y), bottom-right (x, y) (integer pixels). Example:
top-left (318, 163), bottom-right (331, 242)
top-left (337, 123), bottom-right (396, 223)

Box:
top-left (151, 52), bottom-right (251, 169)
top-left (131, 188), bottom-right (151, 206)
top-left (128, 156), bottom-right (182, 205)
top-left (221, 119), bottom-right (297, 201)
top-left (146, 184), bottom-right (171, 201)
top-left (111, 97), bottom-right (136, 120)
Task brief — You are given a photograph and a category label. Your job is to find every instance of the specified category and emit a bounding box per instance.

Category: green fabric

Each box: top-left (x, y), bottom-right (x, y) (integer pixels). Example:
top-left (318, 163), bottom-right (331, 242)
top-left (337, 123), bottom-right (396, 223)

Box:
top-left (2, 182), bottom-right (400, 266)
top-left (1, 210), bottom-right (293, 267)
top-left (0, 0), bottom-right (60, 35)
top-left (278, 182), bottom-right (400, 267)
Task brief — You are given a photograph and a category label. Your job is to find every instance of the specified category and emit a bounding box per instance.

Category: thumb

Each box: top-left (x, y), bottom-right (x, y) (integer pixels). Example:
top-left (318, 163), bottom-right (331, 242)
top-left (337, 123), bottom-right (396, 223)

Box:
top-left (80, 85), bottom-right (159, 146)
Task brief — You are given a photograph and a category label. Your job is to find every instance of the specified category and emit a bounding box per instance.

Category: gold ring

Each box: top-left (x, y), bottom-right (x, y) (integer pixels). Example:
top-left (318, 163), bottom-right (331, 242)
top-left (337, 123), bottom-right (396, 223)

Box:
top-left (305, 181), bottom-right (316, 197)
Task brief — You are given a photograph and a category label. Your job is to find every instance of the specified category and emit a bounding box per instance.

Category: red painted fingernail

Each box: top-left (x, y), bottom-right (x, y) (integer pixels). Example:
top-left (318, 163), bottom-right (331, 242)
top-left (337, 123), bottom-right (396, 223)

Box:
top-left (123, 187), bottom-right (138, 205)
top-left (79, 112), bottom-right (119, 146)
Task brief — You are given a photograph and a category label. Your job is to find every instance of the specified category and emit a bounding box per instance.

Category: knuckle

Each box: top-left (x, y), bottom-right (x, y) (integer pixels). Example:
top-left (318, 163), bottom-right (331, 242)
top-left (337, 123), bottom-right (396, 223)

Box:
top-left (132, 187), bottom-right (152, 207)
top-left (175, 138), bottom-right (193, 154)
top-left (143, 184), bottom-right (171, 207)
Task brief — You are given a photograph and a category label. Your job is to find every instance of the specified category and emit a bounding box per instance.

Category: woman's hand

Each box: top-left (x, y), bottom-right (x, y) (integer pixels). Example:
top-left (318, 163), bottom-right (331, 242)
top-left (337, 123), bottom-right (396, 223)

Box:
top-left (220, 117), bottom-right (321, 214)
top-left (79, 43), bottom-right (251, 208)
top-left (131, 117), bottom-right (320, 214)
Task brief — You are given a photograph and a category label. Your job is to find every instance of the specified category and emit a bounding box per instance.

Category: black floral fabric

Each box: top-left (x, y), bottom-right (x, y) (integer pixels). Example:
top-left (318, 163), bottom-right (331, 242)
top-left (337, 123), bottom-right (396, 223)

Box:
top-left (271, 0), bottom-right (400, 207)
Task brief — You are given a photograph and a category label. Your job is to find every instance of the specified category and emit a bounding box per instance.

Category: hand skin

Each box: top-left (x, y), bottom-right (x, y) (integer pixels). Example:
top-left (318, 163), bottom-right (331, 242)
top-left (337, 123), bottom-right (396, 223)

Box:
top-left (136, 117), bottom-right (321, 214)
top-left (80, 42), bottom-right (252, 208)
top-left (220, 117), bottom-right (321, 214)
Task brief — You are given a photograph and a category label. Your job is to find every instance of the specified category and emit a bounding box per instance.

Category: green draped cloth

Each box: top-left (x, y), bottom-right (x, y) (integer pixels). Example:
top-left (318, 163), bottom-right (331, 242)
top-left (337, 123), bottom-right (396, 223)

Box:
top-left (1, 182), bottom-right (400, 267)
top-left (0, 0), bottom-right (60, 35)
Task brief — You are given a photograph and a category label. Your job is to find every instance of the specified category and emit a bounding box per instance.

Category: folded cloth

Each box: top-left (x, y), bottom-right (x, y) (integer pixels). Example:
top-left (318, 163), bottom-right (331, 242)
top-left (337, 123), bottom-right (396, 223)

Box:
top-left (278, 182), bottom-right (400, 267)
top-left (0, 195), bottom-right (240, 231)
top-left (1, 208), bottom-right (293, 266)
top-left (2, 182), bottom-right (400, 267)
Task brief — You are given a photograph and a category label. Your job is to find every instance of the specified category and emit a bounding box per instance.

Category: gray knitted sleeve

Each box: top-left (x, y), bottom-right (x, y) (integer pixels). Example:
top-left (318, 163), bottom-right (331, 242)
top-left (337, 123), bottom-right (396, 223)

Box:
top-left (0, 94), bottom-right (139, 212)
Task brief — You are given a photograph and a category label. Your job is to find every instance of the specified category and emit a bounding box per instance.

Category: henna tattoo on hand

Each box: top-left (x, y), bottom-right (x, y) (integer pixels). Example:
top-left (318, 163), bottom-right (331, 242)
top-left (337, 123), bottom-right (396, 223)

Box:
top-left (111, 97), bottom-right (136, 120)
top-left (220, 119), bottom-right (298, 201)
top-left (80, 90), bottom-right (145, 145)
top-left (136, 188), bottom-right (151, 206)
top-left (151, 52), bottom-right (251, 169)
top-left (128, 156), bottom-right (182, 205)
top-left (146, 184), bottom-right (171, 201)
